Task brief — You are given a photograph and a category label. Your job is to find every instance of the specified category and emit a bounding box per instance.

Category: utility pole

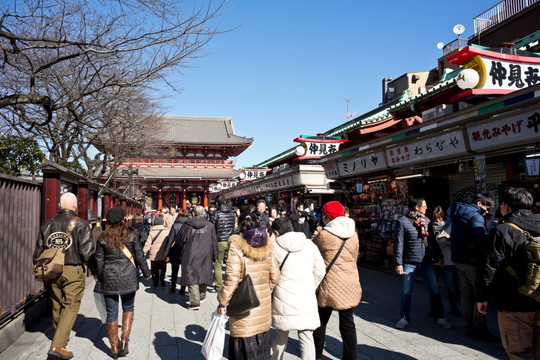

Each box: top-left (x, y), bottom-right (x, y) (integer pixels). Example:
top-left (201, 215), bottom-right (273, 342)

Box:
top-left (345, 99), bottom-right (350, 120)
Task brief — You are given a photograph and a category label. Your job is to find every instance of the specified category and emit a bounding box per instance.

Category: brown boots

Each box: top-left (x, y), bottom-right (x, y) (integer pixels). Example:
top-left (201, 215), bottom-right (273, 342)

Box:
top-left (119, 312), bottom-right (134, 356)
top-left (106, 321), bottom-right (119, 359)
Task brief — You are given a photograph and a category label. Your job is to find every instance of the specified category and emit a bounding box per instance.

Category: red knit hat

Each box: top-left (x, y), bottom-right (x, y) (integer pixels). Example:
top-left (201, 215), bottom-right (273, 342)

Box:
top-left (323, 201), bottom-right (344, 220)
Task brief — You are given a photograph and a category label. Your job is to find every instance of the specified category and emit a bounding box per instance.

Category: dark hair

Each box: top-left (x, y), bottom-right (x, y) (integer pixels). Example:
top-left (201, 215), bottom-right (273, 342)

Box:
top-left (271, 217), bottom-right (293, 235)
top-left (432, 205), bottom-right (445, 220)
top-left (501, 187), bottom-right (533, 211)
top-left (235, 212), bottom-right (260, 234)
top-left (177, 209), bottom-right (189, 217)
top-left (295, 202), bottom-right (304, 209)
top-left (99, 221), bottom-right (129, 251)
top-left (257, 199), bottom-right (266, 205)
top-left (408, 195), bottom-right (425, 211)
top-left (216, 195), bottom-right (226, 205)
top-left (474, 194), bottom-right (494, 209)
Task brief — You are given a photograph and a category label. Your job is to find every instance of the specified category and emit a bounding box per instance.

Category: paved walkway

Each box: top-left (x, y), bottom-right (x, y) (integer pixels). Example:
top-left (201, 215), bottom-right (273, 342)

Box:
top-left (0, 264), bottom-right (508, 359)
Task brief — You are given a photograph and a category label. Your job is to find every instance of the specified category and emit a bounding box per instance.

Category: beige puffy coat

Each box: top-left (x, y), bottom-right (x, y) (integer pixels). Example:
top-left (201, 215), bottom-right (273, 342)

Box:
top-left (217, 233), bottom-right (280, 338)
top-left (143, 225), bottom-right (170, 261)
top-left (313, 216), bottom-right (362, 310)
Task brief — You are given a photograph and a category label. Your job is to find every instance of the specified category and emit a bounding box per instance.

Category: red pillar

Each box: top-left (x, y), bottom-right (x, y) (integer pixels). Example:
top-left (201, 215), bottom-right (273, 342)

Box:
top-left (203, 189), bottom-right (209, 208)
top-left (42, 174), bottom-right (61, 223)
top-left (103, 193), bottom-right (112, 220)
top-left (77, 186), bottom-right (89, 220)
top-left (182, 188), bottom-right (187, 210)
top-left (158, 188), bottom-right (163, 209)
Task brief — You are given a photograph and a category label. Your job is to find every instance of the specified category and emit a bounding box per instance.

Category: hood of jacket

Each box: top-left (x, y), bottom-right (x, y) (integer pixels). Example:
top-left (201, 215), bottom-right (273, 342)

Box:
top-left (185, 216), bottom-right (210, 229)
top-left (275, 231), bottom-right (309, 253)
top-left (217, 204), bottom-right (232, 213)
top-left (230, 233), bottom-right (273, 261)
top-left (447, 202), bottom-right (484, 222)
top-left (174, 216), bottom-right (188, 224)
top-left (501, 210), bottom-right (540, 235)
top-left (323, 216), bottom-right (356, 239)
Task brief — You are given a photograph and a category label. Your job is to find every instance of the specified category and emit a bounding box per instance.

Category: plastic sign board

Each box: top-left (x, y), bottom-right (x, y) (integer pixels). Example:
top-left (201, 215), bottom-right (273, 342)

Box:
top-left (337, 151), bottom-right (386, 177)
top-left (293, 135), bottom-right (347, 160)
top-left (524, 158), bottom-right (540, 177)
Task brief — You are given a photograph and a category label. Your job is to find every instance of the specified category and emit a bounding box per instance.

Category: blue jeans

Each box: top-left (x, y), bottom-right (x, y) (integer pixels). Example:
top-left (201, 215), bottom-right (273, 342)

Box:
top-left (420, 264), bottom-right (445, 319)
top-left (104, 292), bottom-right (135, 323)
top-left (400, 263), bottom-right (420, 321)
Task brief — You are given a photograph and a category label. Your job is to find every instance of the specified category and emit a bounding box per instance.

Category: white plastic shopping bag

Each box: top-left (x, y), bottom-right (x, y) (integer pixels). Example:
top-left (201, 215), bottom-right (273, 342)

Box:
top-left (201, 311), bottom-right (228, 360)
top-left (94, 292), bottom-right (107, 323)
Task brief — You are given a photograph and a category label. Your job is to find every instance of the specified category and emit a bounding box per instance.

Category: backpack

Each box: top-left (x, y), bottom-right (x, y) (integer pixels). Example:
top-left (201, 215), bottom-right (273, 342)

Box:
top-left (504, 222), bottom-right (540, 303)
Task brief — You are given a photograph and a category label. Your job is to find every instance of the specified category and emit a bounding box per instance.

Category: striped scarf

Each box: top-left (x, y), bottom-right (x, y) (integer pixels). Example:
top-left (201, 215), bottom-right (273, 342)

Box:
top-left (407, 210), bottom-right (428, 238)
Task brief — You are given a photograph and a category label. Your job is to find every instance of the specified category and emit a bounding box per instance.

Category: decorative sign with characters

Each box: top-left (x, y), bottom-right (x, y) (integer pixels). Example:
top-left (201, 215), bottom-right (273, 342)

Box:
top-left (467, 110), bottom-right (540, 152)
top-left (449, 46), bottom-right (540, 92)
top-left (524, 157), bottom-right (540, 177)
top-left (293, 135), bottom-right (347, 159)
top-left (240, 167), bottom-right (268, 181)
top-left (337, 151), bottom-right (386, 177)
top-left (386, 129), bottom-right (467, 166)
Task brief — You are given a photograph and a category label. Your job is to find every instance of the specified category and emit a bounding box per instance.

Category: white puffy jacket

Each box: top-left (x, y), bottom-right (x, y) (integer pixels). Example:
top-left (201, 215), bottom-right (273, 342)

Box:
top-left (272, 231), bottom-right (325, 331)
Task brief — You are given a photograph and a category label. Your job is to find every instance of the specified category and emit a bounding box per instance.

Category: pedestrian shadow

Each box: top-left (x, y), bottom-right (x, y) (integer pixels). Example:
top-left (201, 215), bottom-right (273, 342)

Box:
top-left (358, 344), bottom-right (416, 359)
top-left (153, 324), bottom-right (207, 359)
top-left (73, 314), bottom-right (110, 355)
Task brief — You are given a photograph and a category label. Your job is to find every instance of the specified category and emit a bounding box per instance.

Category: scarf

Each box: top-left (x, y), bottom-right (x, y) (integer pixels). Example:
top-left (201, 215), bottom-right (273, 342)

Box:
top-left (407, 210), bottom-right (428, 238)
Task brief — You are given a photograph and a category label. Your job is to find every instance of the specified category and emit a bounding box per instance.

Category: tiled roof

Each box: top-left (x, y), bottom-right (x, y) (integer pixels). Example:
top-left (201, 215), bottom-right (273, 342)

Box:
top-left (158, 116), bottom-right (253, 145)
top-left (133, 167), bottom-right (242, 179)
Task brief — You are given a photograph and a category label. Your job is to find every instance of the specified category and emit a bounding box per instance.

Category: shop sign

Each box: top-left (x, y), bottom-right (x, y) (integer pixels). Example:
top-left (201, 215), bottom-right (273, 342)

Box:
top-left (240, 167), bottom-right (268, 181)
top-left (294, 135), bottom-right (347, 159)
top-left (218, 180), bottom-right (238, 189)
top-left (324, 163), bottom-right (339, 178)
top-left (449, 47), bottom-right (540, 91)
top-left (467, 110), bottom-right (540, 152)
top-left (337, 151), bottom-right (386, 177)
top-left (386, 129), bottom-right (467, 166)
top-left (524, 157), bottom-right (540, 177)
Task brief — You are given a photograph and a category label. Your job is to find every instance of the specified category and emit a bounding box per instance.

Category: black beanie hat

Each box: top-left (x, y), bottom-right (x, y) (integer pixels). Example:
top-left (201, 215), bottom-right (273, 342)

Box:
top-left (106, 206), bottom-right (125, 225)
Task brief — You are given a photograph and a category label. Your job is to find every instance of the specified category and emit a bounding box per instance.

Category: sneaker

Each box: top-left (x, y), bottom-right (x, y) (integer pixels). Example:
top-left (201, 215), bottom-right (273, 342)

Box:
top-left (395, 317), bottom-right (409, 329)
top-left (188, 304), bottom-right (201, 310)
top-left (200, 297), bottom-right (206, 303)
top-left (437, 318), bottom-right (452, 329)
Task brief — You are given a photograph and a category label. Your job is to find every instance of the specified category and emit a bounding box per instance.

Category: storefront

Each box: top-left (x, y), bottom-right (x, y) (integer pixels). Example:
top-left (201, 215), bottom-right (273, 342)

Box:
top-left (321, 84), bottom-right (540, 265)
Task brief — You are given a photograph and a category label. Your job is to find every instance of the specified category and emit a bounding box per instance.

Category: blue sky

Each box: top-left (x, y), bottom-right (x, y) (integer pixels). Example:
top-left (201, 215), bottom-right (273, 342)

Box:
top-left (161, 0), bottom-right (498, 168)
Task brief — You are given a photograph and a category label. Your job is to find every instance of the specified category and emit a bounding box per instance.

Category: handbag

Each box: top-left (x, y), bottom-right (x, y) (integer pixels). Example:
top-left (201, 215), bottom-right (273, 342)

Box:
top-left (227, 256), bottom-right (260, 317)
top-left (386, 240), bottom-right (394, 256)
top-left (94, 292), bottom-right (108, 323)
top-left (201, 311), bottom-right (228, 360)
top-left (33, 217), bottom-right (79, 281)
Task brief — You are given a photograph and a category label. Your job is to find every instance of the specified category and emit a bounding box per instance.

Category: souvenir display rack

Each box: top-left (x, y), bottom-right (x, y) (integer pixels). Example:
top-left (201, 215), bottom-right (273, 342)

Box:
top-left (349, 180), bottom-right (408, 265)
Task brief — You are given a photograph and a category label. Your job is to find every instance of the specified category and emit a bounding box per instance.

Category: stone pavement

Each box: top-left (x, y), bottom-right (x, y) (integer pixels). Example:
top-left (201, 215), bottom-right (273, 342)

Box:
top-left (0, 264), bottom-right (509, 360)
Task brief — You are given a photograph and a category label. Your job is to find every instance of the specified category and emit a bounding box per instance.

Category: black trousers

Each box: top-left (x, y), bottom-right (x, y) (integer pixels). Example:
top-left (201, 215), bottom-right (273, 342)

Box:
top-left (313, 306), bottom-right (357, 360)
top-left (151, 260), bottom-right (166, 286)
top-left (170, 263), bottom-right (180, 287)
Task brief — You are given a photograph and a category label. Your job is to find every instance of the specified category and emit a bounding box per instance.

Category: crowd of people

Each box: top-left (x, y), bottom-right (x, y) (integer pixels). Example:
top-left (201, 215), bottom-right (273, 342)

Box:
top-left (33, 187), bottom-right (540, 360)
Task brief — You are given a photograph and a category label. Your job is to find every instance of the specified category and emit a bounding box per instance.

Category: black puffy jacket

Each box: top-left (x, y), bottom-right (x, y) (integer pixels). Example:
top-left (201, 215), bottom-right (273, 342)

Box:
top-left (210, 204), bottom-right (236, 242)
top-left (34, 209), bottom-right (95, 266)
top-left (476, 210), bottom-right (540, 312)
top-left (93, 228), bottom-right (151, 295)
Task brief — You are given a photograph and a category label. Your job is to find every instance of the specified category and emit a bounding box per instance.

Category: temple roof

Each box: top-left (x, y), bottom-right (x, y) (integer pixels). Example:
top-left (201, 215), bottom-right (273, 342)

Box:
top-left (159, 116), bottom-right (253, 146)
top-left (131, 167), bottom-right (242, 180)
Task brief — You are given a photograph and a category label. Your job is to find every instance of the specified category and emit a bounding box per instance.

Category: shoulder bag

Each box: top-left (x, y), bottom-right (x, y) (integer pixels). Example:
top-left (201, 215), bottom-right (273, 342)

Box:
top-left (227, 256), bottom-right (260, 317)
top-left (34, 217), bottom-right (79, 281)
top-left (316, 238), bottom-right (347, 295)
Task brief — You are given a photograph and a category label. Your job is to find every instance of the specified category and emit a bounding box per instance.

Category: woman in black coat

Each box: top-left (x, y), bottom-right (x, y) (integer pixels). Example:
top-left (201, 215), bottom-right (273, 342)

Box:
top-left (94, 207), bottom-right (150, 359)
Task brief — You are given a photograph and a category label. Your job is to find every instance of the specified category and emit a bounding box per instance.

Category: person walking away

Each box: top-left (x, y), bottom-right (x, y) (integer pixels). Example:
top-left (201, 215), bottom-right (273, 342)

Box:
top-left (164, 209), bottom-right (189, 294)
top-left (210, 195), bottom-right (236, 293)
top-left (92, 207), bottom-right (151, 359)
top-left (143, 216), bottom-right (169, 287)
top-left (289, 202), bottom-right (316, 239)
top-left (162, 208), bottom-right (173, 229)
top-left (217, 212), bottom-right (280, 359)
top-left (394, 196), bottom-right (431, 329)
top-left (176, 205), bottom-right (218, 310)
top-left (33, 192), bottom-right (95, 360)
top-left (477, 187), bottom-right (540, 359)
top-left (431, 206), bottom-right (461, 316)
top-left (254, 199), bottom-right (270, 229)
top-left (312, 201), bottom-right (362, 360)
top-left (447, 194), bottom-right (499, 341)
top-left (271, 217), bottom-right (325, 360)
top-left (132, 214), bottom-right (149, 247)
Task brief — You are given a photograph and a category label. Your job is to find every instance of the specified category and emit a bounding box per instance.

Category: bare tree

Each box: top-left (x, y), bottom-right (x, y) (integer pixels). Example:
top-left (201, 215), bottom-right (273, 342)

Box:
top-left (0, 0), bottom-right (229, 177)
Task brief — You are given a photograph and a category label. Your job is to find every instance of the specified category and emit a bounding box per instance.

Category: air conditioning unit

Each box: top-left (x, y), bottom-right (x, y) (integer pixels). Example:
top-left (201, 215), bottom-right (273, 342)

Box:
top-left (421, 104), bottom-right (453, 122)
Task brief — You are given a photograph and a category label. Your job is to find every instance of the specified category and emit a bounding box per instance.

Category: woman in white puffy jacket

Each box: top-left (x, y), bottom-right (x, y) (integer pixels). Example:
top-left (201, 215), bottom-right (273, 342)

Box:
top-left (270, 217), bottom-right (326, 360)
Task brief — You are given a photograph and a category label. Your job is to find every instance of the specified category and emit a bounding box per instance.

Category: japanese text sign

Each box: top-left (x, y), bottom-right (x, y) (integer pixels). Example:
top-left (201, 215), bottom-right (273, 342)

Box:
top-left (337, 151), bottom-right (386, 177)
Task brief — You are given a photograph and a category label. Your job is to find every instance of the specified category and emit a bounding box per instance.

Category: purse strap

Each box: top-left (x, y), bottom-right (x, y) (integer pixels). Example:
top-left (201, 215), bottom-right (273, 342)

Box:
top-left (279, 251), bottom-right (291, 272)
top-left (326, 239), bottom-right (347, 274)
top-left (150, 229), bottom-right (164, 245)
top-left (121, 245), bottom-right (136, 267)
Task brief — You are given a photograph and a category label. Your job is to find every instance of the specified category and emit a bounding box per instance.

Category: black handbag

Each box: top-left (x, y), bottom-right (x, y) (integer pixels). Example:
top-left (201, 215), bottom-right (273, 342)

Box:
top-left (227, 256), bottom-right (260, 317)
